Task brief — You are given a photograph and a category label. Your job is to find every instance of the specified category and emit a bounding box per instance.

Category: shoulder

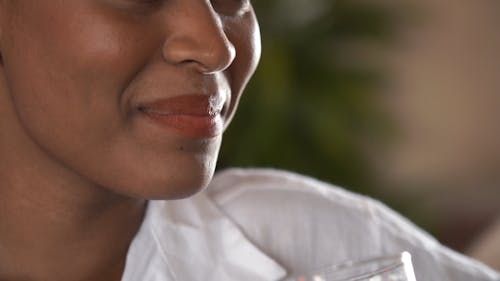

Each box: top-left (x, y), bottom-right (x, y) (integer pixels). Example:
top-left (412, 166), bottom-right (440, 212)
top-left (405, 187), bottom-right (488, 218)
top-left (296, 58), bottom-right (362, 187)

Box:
top-left (207, 167), bottom-right (435, 245)
top-left (208, 167), bottom-right (376, 213)
top-left (205, 168), bottom-right (500, 281)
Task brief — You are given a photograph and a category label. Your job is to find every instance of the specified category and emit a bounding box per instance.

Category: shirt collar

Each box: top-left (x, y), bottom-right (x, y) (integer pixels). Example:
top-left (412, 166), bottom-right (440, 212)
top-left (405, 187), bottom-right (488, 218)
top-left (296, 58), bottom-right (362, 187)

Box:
top-left (122, 191), bottom-right (287, 281)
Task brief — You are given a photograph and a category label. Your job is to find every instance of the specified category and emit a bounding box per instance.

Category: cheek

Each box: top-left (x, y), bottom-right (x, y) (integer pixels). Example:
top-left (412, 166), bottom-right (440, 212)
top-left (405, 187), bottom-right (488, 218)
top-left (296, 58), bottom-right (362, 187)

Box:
top-left (3, 3), bottom-right (158, 139)
top-left (2, 4), bottom-right (169, 190)
top-left (225, 12), bottom-right (261, 120)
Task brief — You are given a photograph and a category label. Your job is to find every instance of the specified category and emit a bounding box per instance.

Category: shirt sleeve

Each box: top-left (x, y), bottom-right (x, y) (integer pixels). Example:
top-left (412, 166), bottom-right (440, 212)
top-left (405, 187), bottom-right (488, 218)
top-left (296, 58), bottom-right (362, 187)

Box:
top-left (207, 168), bottom-right (500, 281)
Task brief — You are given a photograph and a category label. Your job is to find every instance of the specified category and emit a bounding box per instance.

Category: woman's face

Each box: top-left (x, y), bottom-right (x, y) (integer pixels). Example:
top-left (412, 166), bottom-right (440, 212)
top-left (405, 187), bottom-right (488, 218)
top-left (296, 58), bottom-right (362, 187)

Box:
top-left (0, 0), bottom-right (260, 199)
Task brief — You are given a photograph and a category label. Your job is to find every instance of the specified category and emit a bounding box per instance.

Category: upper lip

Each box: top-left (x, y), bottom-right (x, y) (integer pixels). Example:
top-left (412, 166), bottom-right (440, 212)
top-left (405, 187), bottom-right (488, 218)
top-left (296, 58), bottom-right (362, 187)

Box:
top-left (137, 94), bottom-right (225, 116)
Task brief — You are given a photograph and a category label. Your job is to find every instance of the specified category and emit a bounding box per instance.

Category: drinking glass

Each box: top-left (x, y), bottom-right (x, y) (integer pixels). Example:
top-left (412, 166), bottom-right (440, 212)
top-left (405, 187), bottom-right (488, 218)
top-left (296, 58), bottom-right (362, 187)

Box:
top-left (287, 251), bottom-right (416, 281)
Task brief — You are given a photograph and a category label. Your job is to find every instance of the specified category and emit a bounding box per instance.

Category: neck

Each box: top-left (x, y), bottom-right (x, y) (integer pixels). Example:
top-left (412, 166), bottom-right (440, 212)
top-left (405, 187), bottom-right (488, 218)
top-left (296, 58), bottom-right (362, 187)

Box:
top-left (0, 170), bottom-right (146, 281)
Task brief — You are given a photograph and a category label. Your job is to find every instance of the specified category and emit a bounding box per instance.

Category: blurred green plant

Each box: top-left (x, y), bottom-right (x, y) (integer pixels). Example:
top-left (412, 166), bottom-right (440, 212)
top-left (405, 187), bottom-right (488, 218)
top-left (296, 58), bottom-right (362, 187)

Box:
top-left (218, 0), bottom-right (400, 193)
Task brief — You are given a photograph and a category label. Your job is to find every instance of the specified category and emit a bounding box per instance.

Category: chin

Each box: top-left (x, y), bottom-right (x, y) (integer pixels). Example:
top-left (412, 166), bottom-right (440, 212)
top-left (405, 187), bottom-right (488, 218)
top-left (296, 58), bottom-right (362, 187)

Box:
top-left (99, 140), bottom-right (221, 200)
top-left (141, 166), bottom-right (216, 200)
top-left (103, 162), bottom-right (217, 200)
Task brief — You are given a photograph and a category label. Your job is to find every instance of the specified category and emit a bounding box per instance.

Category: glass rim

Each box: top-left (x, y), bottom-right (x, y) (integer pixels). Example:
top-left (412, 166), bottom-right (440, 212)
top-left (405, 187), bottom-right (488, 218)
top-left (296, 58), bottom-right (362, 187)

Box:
top-left (313, 251), bottom-right (415, 281)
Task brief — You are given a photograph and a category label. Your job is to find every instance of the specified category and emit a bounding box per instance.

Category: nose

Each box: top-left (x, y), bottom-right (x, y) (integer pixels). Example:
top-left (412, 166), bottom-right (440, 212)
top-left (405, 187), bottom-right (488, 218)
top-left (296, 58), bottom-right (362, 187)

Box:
top-left (161, 1), bottom-right (236, 74)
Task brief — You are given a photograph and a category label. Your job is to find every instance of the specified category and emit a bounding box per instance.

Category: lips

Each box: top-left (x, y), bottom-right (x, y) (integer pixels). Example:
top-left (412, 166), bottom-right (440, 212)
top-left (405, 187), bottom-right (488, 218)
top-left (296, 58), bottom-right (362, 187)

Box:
top-left (137, 94), bottom-right (225, 138)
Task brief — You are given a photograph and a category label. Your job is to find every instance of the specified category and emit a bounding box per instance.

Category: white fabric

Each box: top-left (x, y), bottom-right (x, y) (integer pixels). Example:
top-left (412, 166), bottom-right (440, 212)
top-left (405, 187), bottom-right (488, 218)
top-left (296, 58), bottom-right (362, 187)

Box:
top-left (122, 168), bottom-right (500, 281)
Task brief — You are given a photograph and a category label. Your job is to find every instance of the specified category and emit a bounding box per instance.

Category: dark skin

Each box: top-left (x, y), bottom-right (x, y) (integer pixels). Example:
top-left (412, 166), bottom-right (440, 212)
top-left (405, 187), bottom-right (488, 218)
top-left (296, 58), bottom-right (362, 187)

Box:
top-left (0, 0), bottom-right (261, 280)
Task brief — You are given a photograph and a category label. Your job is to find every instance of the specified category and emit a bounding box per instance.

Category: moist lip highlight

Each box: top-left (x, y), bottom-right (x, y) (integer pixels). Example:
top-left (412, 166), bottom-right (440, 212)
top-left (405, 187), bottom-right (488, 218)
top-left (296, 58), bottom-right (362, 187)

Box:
top-left (138, 94), bottom-right (224, 138)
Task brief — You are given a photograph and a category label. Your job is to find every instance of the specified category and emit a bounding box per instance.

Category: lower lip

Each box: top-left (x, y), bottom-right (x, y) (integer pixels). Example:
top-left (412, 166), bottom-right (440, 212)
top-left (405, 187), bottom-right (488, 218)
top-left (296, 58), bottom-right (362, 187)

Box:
top-left (141, 112), bottom-right (223, 138)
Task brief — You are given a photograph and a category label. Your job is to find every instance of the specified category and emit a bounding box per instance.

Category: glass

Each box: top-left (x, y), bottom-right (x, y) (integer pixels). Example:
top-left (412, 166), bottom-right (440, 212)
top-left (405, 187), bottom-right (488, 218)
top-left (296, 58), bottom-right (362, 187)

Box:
top-left (287, 251), bottom-right (417, 281)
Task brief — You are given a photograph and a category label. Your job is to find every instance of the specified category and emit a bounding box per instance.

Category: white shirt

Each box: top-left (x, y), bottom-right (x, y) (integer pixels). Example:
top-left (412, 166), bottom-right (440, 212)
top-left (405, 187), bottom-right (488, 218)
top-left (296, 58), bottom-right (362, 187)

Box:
top-left (121, 168), bottom-right (500, 281)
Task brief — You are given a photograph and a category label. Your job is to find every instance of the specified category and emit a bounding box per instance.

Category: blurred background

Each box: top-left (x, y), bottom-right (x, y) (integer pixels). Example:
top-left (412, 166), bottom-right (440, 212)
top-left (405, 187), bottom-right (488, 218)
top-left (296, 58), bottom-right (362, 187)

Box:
top-left (218, 0), bottom-right (500, 270)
